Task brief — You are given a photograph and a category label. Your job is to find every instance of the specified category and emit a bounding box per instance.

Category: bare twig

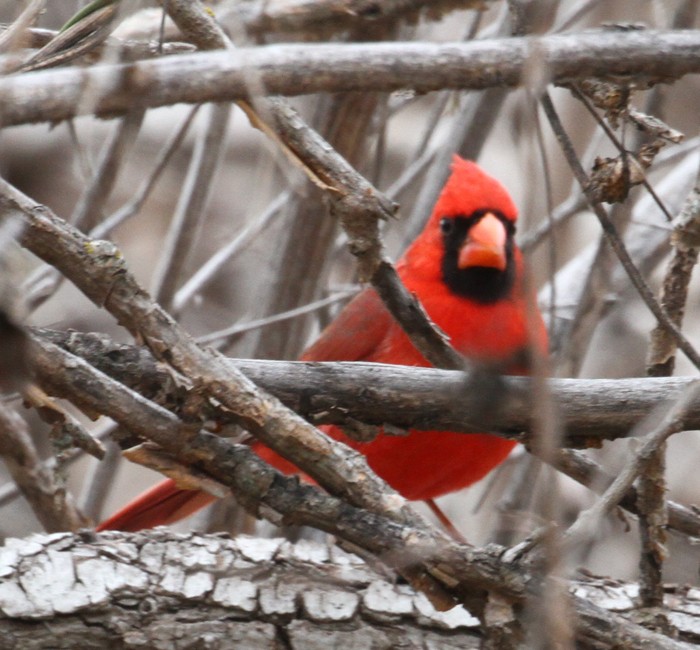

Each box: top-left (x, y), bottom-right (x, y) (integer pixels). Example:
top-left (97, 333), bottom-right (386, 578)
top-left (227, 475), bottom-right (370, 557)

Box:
top-left (198, 290), bottom-right (358, 349)
top-left (542, 148), bottom-right (700, 357)
top-left (561, 381), bottom-right (700, 551)
top-left (639, 159), bottom-right (700, 607)
top-left (172, 190), bottom-right (290, 313)
top-left (0, 420), bottom-right (114, 510)
top-left (151, 103), bottom-right (230, 309)
top-left (541, 91), bottom-right (700, 371)
top-left (569, 84), bottom-right (674, 221)
top-left (552, 448), bottom-right (700, 540)
top-left (521, 135), bottom-right (700, 254)
top-left (24, 110), bottom-right (144, 311)
top-left (73, 110), bottom-right (145, 233)
top-left (647, 161), bottom-right (700, 377)
top-left (0, 400), bottom-right (87, 532)
top-left (92, 105), bottom-right (200, 238)
top-left (79, 432), bottom-right (122, 521)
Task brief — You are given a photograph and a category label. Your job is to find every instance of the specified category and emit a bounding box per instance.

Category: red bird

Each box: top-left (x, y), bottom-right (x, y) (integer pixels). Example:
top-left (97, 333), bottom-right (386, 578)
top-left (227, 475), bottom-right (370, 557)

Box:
top-left (98, 157), bottom-right (547, 532)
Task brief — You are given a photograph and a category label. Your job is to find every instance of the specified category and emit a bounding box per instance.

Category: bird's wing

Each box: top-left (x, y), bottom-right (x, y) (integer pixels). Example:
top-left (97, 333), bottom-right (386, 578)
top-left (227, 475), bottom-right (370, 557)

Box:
top-left (301, 287), bottom-right (393, 363)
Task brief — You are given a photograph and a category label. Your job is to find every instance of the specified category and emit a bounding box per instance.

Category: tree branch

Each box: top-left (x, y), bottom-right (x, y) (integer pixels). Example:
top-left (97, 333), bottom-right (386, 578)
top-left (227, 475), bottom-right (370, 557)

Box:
top-left (1, 181), bottom-right (431, 534)
top-left (2, 531), bottom-right (697, 648)
top-left (38, 327), bottom-right (700, 444)
top-left (0, 31), bottom-right (698, 127)
top-left (0, 400), bottom-right (87, 532)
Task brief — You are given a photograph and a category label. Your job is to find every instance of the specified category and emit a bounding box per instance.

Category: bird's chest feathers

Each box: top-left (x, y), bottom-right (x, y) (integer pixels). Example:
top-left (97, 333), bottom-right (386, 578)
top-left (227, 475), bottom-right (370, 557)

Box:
top-left (381, 279), bottom-right (529, 366)
top-left (426, 292), bottom-right (528, 362)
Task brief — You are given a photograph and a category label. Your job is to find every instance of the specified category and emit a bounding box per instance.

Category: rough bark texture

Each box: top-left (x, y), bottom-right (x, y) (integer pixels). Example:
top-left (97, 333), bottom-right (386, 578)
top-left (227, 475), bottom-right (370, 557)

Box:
top-left (0, 532), bottom-right (698, 650)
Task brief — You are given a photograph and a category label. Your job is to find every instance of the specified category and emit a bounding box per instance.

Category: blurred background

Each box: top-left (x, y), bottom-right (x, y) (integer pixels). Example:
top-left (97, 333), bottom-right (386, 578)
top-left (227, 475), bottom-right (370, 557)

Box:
top-left (0, 0), bottom-right (698, 588)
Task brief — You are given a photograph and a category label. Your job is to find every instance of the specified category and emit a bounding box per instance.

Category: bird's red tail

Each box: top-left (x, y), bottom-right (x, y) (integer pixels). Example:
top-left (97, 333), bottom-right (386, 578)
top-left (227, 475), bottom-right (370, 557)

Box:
top-left (95, 479), bottom-right (215, 532)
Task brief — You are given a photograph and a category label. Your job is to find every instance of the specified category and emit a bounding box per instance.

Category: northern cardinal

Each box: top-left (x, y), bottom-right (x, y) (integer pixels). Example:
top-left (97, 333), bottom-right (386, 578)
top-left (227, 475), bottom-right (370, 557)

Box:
top-left (97, 157), bottom-right (547, 532)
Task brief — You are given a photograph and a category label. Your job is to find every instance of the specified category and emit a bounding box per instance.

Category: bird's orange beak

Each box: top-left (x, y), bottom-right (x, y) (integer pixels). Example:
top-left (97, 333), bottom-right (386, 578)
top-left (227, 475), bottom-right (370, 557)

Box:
top-left (458, 213), bottom-right (508, 271)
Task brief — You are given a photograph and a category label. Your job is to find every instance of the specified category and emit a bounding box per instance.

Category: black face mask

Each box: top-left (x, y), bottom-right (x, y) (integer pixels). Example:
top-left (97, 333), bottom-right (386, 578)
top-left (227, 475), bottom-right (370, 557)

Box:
top-left (439, 210), bottom-right (516, 304)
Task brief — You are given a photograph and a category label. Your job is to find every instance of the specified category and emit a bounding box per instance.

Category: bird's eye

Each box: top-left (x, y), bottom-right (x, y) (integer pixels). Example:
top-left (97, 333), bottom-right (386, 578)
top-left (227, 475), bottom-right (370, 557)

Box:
top-left (439, 218), bottom-right (454, 234)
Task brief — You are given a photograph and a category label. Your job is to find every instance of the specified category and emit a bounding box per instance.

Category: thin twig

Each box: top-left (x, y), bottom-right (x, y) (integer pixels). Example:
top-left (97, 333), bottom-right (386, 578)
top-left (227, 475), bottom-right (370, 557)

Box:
top-left (541, 91), bottom-right (700, 371)
top-left (569, 84), bottom-right (674, 222)
top-left (561, 380), bottom-right (700, 551)
top-left (80, 432), bottom-right (122, 522)
top-left (92, 105), bottom-right (200, 239)
top-left (151, 103), bottom-right (230, 309)
top-left (551, 448), bottom-right (700, 539)
top-left (198, 290), bottom-right (358, 349)
top-left (521, 135), bottom-right (700, 254)
top-left (173, 190), bottom-right (291, 313)
top-left (541, 149), bottom-right (700, 358)
top-left (0, 420), bottom-right (118, 510)
top-left (0, 400), bottom-right (88, 532)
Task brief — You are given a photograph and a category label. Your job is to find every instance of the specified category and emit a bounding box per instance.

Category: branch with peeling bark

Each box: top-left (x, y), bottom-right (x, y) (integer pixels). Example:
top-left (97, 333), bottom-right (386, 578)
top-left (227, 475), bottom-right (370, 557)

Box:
top-left (23, 337), bottom-right (696, 648)
top-left (2, 531), bottom-right (697, 648)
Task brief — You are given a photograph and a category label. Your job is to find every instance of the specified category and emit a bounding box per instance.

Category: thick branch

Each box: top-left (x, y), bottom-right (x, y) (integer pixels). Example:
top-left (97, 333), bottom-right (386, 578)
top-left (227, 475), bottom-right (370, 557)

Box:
top-left (0, 31), bottom-right (698, 127)
top-left (40, 328), bottom-right (700, 444)
top-left (2, 532), bottom-right (697, 648)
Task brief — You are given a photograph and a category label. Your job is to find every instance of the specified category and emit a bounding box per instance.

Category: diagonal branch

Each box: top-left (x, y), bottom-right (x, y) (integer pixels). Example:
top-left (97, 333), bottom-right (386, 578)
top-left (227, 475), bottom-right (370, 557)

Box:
top-left (540, 92), bottom-right (700, 371)
top-left (0, 178), bottom-right (428, 533)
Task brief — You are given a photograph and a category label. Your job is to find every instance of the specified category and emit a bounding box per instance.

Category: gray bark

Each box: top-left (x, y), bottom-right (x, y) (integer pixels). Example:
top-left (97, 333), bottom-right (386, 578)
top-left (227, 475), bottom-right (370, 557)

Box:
top-left (0, 532), bottom-right (698, 649)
